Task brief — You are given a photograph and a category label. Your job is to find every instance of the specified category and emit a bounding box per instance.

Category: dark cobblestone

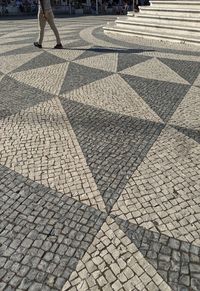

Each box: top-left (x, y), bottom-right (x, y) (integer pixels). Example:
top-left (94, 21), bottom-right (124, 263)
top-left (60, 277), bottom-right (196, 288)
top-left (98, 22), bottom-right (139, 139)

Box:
top-left (122, 74), bottom-right (190, 122)
top-left (114, 216), bottom-right (200, 291)
top-left (0, 165), bottom-right (107, 289)
top-left (0, 76), bottom-right (54, 119)
top-left (60, 98), bottom-right (164, 211)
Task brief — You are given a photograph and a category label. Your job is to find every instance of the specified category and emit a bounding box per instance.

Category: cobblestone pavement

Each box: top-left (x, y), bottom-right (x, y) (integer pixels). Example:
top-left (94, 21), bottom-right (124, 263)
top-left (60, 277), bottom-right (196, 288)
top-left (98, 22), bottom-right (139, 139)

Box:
top-left (0, 15), bottom-right (200, 291)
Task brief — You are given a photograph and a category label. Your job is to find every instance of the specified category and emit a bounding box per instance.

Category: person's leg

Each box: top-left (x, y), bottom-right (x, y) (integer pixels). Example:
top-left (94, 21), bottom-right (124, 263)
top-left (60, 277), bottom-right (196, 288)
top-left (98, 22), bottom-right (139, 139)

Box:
top-left (46, 10), bottom-right (61, 45)
top-left (38, 11), bottom-right (46, 45)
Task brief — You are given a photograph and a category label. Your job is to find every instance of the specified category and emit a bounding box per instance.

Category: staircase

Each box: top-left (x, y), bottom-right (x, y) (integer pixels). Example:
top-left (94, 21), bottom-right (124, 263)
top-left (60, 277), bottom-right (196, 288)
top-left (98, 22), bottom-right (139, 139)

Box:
top-left (103, 0), bottom-right (200, 46)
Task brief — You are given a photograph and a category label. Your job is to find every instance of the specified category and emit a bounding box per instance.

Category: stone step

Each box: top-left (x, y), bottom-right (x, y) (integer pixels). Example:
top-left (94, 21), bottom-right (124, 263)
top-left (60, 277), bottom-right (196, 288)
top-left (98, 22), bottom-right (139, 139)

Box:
top-left (139, 7), bottom-right (200, 18)
top-left (103, 0), bottom-right (200, 46)
top-left (118, 14), bottom-right (200, 28)
top-left (104, 23), bottom-right (200, 46)
top-left (115, 19), bottom-right (200, 38)
top-left (150, 0), bottom-right (200, 9)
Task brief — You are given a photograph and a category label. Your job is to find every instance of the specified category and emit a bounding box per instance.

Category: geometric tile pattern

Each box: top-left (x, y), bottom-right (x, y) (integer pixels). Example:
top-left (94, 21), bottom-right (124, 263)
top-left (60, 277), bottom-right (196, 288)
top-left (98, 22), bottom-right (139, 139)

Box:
top-left (62, 217), bottom-right (171, 291)
top-left (159, 58), bottom-right (200, 85)
top-left (0, 43), bottom-right (31, 56)
top-left (122, 75), bottom-right (190, 122)
top-left (0, 52), bottom-right (41, 74)
top-left (0, 165), bottom-right (107, 290)
top-left (0, 44), bottom-right (37, 57)
top-left (0, 98), bottom-right (105, 211)
top-left (111, 126), bottom-right (200, 245)
top-left (60, 62), bottom-right (112, 94)
top-left (61, 74), bottom-right (163, 122)
top-left (0, 76), bottom-right (54, 119)
top-left (169, 86), bottom-right (200, 131)
top-left (117, 51), bottom-right (152, 71)
top-left (74, 52), bottom-right (118, 72)
top-left (60, 98), bottom-right (164, 212)
top-left (116, 217), bottom-right (200, 291)
top-left (119, 58), bottom-right (189, 84)
top-left (10, 63), bottom-right (69, 95)
top-left (46, 48), bottom-right (88, 62)
top-left (12, 51), bottom-right (66, 72)
top-left (0, 16), bottom-right (200, 291)
top-left (194, 72), bottom-right (200, 87)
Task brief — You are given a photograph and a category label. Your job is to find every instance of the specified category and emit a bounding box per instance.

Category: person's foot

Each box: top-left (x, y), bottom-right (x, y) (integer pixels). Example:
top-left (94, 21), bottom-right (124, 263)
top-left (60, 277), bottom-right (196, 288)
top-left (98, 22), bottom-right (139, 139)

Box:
top-left (34, 42), bottom-right (42, 48)
top-left (54, 43), bottom-right (63, 49)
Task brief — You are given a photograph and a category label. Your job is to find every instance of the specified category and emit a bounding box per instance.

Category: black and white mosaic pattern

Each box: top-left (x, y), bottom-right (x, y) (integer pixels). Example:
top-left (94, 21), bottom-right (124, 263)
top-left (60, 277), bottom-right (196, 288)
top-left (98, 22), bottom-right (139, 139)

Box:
top-left (0, 15), bottom-right (200, 291)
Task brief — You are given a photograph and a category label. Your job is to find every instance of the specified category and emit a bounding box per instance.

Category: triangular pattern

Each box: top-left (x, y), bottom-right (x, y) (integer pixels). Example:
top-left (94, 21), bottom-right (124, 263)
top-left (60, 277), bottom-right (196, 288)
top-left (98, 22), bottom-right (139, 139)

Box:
top-left (0, 31), bottom-right (38, 45)
top-left (63, 39), bottom-right (89, 49)
top-left (0, 52), bottom-right (42, 74)
top-left (74, 53), bottom-right (118, 72)
top-left (60, 62), bottom-right (112, 94)
top-left (117, 52), bottom-right (152, 71)
top-left (13, 51), bottom-right (66, 73)
top-left (0, 98), bottom-right (106, 211)
top-left (0, 43), bottom-right (30, 55)
top-left (120, 58), bottom-right (189, 84)
top-left (0, 72), bottom-right (4, 82)
top-left (62, 217), bottom-right (171, 291)
top-left (61, 74), bottom-right (163, 123)
top-left (2, 30), bottom-right (37, 39)
top-left (136, 50), bottom-right (200, 63)
top-left (0, 164), bottom-right (107, 290)
top-left (1, 18), bottom-right (200, 291)
top-left (171, 125), bottom-right (200, 144)
top-left (74, 46), bottom-right (109, 60)
top-left (169, 86), bottom-right (200, 130)
top-left (0, 36), bottom-right (34, 45)
top-left (10, 62), bottom-right (69, 95)
top-left (122, 74), bottom-right (190, 122)
top-left (115, 216), bottom-right (200, 291)
top-left (194, 73), bottom-right (200, 87)
top-left (43, 38), bottom-right (80, 49)
top-left (60, 99), bottom-right (164, 211)
top-left (0, 75), bottom-right (54, 119)
top-left (159, 58), bottom-right (200, 85)
top-left (111, 126), bottom-right (200, 246)
top-left (1, 44), bottom-right (37, 56)
top-left (43, 33), bottom-right (76, 42)
top-left (46, 47), bottom-right (88, 61)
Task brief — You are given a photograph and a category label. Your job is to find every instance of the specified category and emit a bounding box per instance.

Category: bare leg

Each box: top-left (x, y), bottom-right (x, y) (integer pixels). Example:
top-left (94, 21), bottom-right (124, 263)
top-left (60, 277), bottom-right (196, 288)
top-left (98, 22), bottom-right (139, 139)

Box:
top-left (46, 10), bottom-right (61, 44)
top-left (38, 11), bottom-right (46, 45)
